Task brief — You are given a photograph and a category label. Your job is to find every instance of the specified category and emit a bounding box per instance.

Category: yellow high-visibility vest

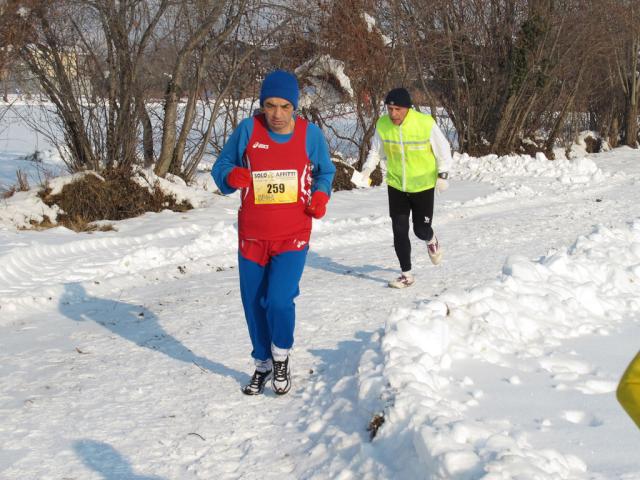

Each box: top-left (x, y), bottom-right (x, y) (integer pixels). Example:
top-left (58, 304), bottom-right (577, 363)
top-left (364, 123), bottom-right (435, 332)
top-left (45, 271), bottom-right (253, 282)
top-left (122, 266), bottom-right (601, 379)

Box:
top-left (376, 109), bottom-right (437, 192)
top-left (618, 351), bottom-right (640, 429)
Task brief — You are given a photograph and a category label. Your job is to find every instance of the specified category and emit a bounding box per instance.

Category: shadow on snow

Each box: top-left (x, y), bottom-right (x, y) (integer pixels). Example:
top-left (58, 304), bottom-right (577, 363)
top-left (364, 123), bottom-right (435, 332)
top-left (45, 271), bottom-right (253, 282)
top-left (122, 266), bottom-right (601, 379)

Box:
top-left (74, 439), bottom-right (165, 480)
top-left (306, 251), bottom-right (396, 285)
top-left (59, 283), bottom-right (246, 384)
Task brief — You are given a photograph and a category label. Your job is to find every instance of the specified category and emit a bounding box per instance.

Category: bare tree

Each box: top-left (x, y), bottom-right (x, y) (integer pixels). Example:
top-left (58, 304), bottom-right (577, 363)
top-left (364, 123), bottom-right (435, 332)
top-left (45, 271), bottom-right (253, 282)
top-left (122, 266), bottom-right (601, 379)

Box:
top-left (599, 0), bottom-right (640, 147)
top-left (154, 0), bottom-right (250, 177)
top-left (311, 0), bottom-right (399, 168)
top-left (14, 0), bottom-right (286, 178)
top-left (15, 0), bottom-right (171, 171)
top-left (0, 1), bottom-right (34, 74)
top-left (163, 1), bottom-right (297, 182)
top-left (1, 0), bottom-right (36, 123)
top-left (396, 0), bottom-right (597, 155)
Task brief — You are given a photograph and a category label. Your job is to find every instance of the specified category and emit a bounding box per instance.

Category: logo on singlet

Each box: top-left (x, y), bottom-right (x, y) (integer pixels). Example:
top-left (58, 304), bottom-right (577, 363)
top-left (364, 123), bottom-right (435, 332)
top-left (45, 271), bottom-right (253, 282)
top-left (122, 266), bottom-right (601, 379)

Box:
top-left (252, 142), bottom-right (269, 150)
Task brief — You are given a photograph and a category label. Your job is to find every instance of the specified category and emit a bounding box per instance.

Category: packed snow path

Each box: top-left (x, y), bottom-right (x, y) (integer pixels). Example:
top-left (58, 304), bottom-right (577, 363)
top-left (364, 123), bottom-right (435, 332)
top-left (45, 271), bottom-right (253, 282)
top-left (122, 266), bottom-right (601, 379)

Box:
top-left (1, 149), bottom-right (639, 479)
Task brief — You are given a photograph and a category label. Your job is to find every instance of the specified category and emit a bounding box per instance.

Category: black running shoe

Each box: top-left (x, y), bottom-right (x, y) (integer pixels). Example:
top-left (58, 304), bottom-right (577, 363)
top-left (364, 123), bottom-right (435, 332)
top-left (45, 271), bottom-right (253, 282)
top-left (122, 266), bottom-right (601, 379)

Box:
top-left (272, 357), bottom-right (291, 395)
top-left (241, 369), bottom-right (272, 395)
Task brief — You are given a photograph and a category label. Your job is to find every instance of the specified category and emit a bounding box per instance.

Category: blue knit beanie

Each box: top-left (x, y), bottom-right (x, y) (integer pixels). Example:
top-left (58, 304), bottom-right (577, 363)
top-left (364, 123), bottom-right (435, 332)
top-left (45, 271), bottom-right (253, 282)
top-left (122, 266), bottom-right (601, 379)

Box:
top-left (260, 70), bottom-right (299, 110)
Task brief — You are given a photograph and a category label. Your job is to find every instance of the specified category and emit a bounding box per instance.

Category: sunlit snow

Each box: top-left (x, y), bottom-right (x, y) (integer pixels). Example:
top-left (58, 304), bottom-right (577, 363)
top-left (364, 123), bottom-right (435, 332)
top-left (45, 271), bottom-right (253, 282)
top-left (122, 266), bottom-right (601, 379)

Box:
top-left (1, 116), bottom-right (639, 479)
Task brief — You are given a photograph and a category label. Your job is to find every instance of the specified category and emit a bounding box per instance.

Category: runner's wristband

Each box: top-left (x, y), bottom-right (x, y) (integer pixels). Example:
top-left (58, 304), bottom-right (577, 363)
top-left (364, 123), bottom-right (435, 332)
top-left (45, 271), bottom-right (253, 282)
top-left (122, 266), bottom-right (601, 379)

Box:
top-left (438, 172), bottom-right (449, 180)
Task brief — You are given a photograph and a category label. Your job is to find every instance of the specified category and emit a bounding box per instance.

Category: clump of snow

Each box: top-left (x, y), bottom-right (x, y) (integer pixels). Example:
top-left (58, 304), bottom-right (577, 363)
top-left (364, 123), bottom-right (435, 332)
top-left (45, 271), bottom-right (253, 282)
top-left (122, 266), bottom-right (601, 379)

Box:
top-left (553, 147), bottom-right (568, 160)
top-left (0, 189), bottom-right (61, 230)
top-left (47, 170), bottom-right (105, 195)
top-left (535, 151), bottom-right (547, 162)
top-left (362, 12), bottom-right (391, 46)
top-left (447, 151), bottom-right (607, 208)
top-left (297, 55), bottom-right (354, 110)
top-left (132, 167), bottom-right (210, 208)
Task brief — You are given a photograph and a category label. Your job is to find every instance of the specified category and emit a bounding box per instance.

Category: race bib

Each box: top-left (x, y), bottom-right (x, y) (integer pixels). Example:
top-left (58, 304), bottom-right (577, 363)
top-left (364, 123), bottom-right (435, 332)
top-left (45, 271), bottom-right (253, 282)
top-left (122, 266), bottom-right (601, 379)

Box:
top-left (252, 169), bottom-right (298, 204)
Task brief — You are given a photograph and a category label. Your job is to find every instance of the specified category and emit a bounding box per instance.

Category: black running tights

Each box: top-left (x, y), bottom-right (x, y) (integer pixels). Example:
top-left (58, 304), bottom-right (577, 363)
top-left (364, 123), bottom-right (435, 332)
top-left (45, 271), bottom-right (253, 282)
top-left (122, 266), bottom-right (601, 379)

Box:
top-left (388, 186), bottom-right (435, 272)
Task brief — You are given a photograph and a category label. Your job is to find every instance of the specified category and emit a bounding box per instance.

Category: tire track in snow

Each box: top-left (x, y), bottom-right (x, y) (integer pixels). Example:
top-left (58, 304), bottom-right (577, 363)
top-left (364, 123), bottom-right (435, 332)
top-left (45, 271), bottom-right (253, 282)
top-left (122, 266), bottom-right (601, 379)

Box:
top-left (0, 223), bottom-right (239, 314)
top-left (0, 171), bottom-right (614, 316)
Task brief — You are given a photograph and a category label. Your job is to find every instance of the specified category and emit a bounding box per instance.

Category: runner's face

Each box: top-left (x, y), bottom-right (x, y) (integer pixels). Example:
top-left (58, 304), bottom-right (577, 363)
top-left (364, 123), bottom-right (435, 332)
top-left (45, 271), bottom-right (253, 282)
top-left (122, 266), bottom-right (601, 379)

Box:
top-left (387, 105), bottom-right (409, 125)
top-left (263, 98), bottom-right (295, 134)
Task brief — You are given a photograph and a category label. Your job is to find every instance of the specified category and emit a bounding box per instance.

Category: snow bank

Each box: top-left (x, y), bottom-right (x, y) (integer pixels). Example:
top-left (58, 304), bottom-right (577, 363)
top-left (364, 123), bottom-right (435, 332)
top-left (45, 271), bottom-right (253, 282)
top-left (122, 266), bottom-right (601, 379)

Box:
top-left (450, 152), bottom-right (608, 208)
top-left (369, 220), bottom-right (640, 479)
top-left (454, 152), bottom-right (606, 185)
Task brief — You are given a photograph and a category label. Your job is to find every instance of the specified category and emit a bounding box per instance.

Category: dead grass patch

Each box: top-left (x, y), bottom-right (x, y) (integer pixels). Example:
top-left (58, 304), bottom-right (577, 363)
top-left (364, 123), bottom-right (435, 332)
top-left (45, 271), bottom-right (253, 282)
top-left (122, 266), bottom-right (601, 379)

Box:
top-left (367, 412), bottom-right (385, 440)
top-left (39, 168), bottom-right (192, 232)
top-left (21, 215), bottom-right (57, 231)
top-left (1, 186), bottom-right (16, 199)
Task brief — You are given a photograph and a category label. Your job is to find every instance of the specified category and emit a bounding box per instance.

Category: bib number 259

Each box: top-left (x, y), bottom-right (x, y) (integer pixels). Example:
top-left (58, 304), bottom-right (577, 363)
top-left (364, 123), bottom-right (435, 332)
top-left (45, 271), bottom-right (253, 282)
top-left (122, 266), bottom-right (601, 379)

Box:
top-left (252, 169), bottom-right (298, 204)
top-left (266, 183), bottom-right (285, 194)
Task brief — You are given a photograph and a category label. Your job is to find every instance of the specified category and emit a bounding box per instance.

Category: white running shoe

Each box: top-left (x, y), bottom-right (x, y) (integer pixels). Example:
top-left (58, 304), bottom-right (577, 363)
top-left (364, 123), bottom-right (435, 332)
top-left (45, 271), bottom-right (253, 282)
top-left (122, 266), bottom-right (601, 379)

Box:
top-left (427, 235), bottom-right (442, 265)
top-left (272, 356), bottom-right (291, 395)
top-left (388, 273), bottom-right (415, 289)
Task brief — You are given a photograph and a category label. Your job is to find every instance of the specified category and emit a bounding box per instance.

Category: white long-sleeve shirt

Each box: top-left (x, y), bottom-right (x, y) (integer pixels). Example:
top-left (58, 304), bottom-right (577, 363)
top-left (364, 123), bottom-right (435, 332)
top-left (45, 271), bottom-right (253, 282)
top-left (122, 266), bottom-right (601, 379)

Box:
top-left (362, 120), bottom-right (453, 176)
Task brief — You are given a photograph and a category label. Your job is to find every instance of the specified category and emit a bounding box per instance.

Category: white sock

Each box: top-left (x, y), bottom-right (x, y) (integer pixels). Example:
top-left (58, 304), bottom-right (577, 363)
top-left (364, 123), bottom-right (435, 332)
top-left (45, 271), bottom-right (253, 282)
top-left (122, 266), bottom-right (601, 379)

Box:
top-left (271, 344), bottom-right (289, 362)
top-left (402, 270), bottom-right (413, 279)
top-left (255, 358), bottom-right (272, 372)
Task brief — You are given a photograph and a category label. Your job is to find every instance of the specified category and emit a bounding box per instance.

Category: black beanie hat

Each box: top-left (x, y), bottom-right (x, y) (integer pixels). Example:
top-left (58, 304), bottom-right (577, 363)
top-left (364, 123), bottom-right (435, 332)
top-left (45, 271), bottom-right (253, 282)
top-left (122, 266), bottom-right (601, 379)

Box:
top-left (385, 88), bottom-right (412, 108)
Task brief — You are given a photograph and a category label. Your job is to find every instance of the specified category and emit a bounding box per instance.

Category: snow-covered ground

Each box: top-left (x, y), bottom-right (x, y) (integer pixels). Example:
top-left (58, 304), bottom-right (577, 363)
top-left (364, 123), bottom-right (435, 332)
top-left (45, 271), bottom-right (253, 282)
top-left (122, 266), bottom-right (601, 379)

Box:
top-left (1, 138), bottom-right (639, 478)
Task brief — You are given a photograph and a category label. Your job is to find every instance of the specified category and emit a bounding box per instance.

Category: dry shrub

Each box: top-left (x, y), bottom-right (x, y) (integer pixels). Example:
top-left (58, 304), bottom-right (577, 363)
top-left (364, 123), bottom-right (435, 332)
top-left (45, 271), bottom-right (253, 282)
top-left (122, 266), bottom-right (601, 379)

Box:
top-left (56, 216), bottom-right (116, 233)
top-left (332, 159), bottom-right (356, 191)
top-left (24, 215), bottom-right (57, 231)
top-left (16, 169), bottom-right (30, 191)
top-left (1, 169), bottom-right (31, 199)
top-left (1, 186), bottom-right (16, 199)
top-left (516, 138), bottom-right (548, 157)
top-left (40, 168), bottom-right (192, 231)
top-left (584, 134), bottom-right (603, 153)
top-left (369, 166), bottom-right (383, 186)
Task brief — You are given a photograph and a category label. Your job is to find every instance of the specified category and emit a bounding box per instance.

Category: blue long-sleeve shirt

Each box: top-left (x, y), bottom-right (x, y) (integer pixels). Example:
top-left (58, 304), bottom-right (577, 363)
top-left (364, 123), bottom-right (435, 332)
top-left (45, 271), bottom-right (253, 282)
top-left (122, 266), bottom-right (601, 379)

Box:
top-left (211, 116), bottom-right (335, 196)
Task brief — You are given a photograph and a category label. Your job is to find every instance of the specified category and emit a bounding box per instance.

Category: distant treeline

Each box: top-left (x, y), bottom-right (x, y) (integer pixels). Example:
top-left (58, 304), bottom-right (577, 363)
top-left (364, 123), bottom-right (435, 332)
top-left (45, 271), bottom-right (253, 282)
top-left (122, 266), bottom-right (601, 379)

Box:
top-left (1, 0), bottom-right (638, 178)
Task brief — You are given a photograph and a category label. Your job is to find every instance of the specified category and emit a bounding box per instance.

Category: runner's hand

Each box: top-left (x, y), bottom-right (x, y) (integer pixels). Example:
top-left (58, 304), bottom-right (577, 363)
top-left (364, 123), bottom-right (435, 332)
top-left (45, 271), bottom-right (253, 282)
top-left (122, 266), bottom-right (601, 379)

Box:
top-left (436, 177), bottom-right (449, 193)
top-left (305, 191), bottom-right (329, 219)
top-left (226, 167), bottom-right (251, 189)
